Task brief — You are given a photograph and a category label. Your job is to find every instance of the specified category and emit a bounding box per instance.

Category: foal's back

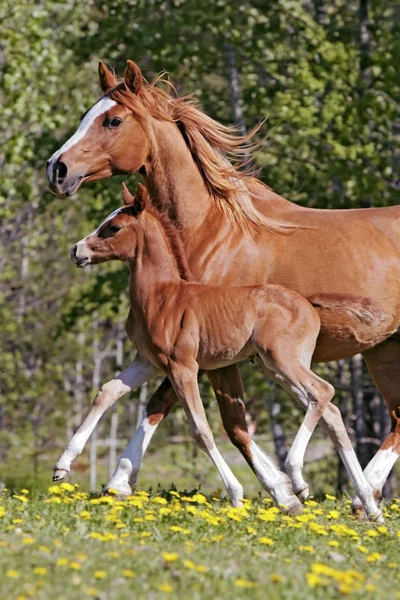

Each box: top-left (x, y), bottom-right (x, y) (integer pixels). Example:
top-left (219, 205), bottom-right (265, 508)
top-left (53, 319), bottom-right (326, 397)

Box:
top-left (165, 282), bottom-right (320, 371)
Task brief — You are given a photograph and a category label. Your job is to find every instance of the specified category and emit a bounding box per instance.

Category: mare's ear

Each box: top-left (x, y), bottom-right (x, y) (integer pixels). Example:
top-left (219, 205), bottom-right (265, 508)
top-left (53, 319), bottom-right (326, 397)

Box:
top-left (98, 61), bottom-right (117, 92)
top-left (121, 182), bottom-right (135, 206)
top-left (124, 60), bottom-right (143, 94)
top-left (132, 183), bottom-right (149, 215)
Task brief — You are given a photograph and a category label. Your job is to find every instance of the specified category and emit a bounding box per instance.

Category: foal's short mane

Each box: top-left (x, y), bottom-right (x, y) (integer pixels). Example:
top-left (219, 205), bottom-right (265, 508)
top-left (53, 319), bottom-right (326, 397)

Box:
top-left (108, 75), bottom-right (299, 234)
top-left (144, 202), bottom-right (192, 282)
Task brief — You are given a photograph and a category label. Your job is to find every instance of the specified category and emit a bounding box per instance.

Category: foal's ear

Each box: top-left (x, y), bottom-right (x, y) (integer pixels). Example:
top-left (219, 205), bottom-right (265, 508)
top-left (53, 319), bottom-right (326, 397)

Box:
top-left (121, 182), bottom-right (135, 206)
top-left (133, 183), bottom-right (150, 214)
top-left (124, 60), bottom-right (143, 94)
top-left (98, 61), bottom-right (117, 92)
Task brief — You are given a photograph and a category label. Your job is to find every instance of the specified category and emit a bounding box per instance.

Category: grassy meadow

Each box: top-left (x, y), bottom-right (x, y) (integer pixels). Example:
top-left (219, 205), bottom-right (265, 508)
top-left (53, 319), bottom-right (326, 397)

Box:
top-left (1, 483), bottom-right (399, 600)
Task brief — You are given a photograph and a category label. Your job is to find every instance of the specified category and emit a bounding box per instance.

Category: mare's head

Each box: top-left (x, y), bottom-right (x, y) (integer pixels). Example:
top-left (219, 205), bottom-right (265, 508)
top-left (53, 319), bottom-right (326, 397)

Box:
top-left (47, 61), bottom-right (150, 196)
top-left (71, 183), bottom-right (149, 267)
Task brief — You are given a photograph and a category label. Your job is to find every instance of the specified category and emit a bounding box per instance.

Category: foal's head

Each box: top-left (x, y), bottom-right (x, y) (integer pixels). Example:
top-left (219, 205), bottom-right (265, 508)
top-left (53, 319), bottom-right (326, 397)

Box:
top-left (71, 183), bottom-right (149, 267)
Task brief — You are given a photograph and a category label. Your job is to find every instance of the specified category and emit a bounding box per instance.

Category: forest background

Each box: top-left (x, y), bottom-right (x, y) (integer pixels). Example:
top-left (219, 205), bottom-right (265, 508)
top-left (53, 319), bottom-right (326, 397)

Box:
top-left (1, 0), bottom-right (399, 498)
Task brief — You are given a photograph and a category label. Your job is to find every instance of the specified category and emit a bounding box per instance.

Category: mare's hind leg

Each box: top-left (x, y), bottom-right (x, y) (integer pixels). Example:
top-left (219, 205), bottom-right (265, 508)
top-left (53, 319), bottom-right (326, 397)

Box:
top-left (207, 365), bottom-right (302, 514)
top-left (350, 338), bottom-right (400, 515)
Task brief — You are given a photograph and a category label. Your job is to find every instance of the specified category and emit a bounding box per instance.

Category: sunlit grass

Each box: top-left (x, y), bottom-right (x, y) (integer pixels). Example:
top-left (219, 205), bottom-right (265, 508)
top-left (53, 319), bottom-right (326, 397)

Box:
top-left (1, 486), bottom-right (399, 599)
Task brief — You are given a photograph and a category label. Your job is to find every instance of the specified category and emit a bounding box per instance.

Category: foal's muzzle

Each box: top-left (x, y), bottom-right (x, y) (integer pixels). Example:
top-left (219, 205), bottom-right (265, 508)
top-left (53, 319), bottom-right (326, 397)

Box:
top-left (70, 244), bottom-right (89, 268)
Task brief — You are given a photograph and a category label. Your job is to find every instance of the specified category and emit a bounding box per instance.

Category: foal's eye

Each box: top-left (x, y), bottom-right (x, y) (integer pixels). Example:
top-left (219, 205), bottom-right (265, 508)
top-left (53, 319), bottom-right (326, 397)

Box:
top-left (109, 225), bottom-right (121, 233)
top-left (106, 117), bottom-right (122, 128)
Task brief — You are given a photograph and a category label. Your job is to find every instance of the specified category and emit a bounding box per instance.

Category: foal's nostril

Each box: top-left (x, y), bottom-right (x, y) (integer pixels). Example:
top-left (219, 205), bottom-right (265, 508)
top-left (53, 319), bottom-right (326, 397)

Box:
top-left (55, 160), bottom-right (68, 184)
top-left (70, 245), bottom-right (77, 259)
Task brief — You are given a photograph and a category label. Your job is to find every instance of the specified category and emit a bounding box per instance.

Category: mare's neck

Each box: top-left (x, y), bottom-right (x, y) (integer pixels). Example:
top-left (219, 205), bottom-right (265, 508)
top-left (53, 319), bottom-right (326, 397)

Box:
top-left (128, 215), bottom-right (182, 311)
top-left (143, 119), bottom-right (213, 232)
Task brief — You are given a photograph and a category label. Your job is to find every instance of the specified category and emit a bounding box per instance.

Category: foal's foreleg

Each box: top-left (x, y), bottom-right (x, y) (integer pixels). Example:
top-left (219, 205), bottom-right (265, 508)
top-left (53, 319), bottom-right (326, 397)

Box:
top-left (53, 355), bottom-right (158, 482)
top-left (207, 365), bottom-right (302, 513)
top-left (105, 377), bottom-right (178, 495)
top-left (170, 363), bottom-right (244, 506)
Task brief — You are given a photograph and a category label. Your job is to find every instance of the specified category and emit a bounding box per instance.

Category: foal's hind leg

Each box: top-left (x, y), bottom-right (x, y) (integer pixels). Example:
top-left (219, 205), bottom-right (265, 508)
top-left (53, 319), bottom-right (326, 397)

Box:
top-left (208, 365), bottom-right (303, 514)
top-left (255, 341), bottom-right (334, 503)
top-left (350, 338), bottom-right (400, 515)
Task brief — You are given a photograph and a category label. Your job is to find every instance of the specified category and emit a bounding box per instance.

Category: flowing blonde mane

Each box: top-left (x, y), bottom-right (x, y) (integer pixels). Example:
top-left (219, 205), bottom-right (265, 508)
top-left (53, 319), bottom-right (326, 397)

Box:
top-left (108, 75), bottom-right (297, 233)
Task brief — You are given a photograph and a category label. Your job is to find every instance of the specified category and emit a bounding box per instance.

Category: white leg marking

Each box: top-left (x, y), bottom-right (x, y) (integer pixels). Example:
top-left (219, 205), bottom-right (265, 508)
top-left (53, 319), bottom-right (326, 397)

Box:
top-left (363, 448), bottom-right (399, 491)
top-left (352, 448), bottom-right (399, 514)
top-left (208, 445), bottom-right (243, 507)
top-left (285, 420), bottom-right (312, 499)
top-left (106, 407), bottom-right (160, 494)
top-left (249, 441), bottom-right (302, 512)
top-left (54, 356), bottom-right (158, 479)
top-left (339, 448), bottom-right (383, 522)
top-left (47, 97), bottom-right (116, 172)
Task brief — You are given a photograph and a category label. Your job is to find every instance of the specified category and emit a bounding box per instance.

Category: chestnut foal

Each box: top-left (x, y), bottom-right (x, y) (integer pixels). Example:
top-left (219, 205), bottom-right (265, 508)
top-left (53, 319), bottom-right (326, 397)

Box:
top-left (63, 184), bottom-right (353, 513)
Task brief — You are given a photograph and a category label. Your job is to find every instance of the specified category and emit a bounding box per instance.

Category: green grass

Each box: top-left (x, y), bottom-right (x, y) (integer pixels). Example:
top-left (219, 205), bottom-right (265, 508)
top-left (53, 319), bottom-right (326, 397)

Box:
top-left (1, 486), bottom-right (399, 600)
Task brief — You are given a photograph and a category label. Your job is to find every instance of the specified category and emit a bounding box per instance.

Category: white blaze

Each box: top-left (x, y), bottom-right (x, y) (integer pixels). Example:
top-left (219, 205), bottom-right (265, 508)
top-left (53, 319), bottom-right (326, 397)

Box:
top-left (47, 96), bottom-right (117, 176)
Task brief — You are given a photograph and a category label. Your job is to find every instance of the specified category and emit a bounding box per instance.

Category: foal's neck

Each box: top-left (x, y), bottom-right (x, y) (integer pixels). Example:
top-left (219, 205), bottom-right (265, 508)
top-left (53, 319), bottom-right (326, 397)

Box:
top-left (143, 119), bottom-right (213, 232)
top-left (128, 214), bottom-right (184, 309)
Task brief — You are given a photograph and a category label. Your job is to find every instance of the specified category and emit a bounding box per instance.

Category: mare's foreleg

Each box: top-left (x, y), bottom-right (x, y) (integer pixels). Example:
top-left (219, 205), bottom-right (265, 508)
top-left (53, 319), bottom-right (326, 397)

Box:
top-left (105, 377), bottom-right (178, 496)
top-left (207, 364), bottom-right (302, 514)
top-left (53, 355), bottom-right (157, 482)
top-left (170, 362), bottom-right (244, 506)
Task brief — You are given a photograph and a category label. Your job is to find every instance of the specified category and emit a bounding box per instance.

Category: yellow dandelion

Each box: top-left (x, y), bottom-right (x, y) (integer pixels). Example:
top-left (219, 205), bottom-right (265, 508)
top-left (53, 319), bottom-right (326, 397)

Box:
top-left (152, 496), bottom-right (168, 505)
top-left (298, 545), bottom-right (315, 553)
top-left (366, 552), bottom-right (384, 563)
top-left (327, 540), bottom-right (340, 547)
top-left (57, 558), bottom-right (69, 566)
top-left (235, 578), bottom-right (256, 588)
top-left (22, 537), bottom-right (36, 545)
top-left (94, 570), bottom-right (107, 579)
top-left (122, 569), bottom-right (135, 578)
top-left (33, 567), bottom-right (47, 575)
top-left (160, 582), bottom-right (172, 593)
top-left (162, 552), bottom-right (179, 563)
top-left (258, 537), bottom-right (274, 546)
top-left (269, 574), bottom-right (283, 583)
top-left (325, 494), bottom-right (336, 500)
top-left (86, 588), bottom-right (101, 597)
top-left (7, 570), bottom-right (19, 578)
top-left (70, 562), bottom-right (82, 570)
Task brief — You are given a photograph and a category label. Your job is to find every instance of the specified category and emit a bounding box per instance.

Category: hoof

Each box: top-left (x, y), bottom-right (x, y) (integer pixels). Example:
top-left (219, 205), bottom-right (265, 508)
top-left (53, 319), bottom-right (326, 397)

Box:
top-left (286, 498), bottom-right (303, 516)
top-left (295, 486), bottom-right (310, 504)
top-left (53, 468), bottom-right (70, 482)
top-left (102, 483), bottom-right (132, 498)
top-left (370, 510), bottom-right (384, 524)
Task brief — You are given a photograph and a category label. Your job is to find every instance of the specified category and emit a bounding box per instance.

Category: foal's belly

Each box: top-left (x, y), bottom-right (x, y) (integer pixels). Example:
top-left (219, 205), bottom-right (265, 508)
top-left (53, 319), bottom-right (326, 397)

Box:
top-left (197, 341), bottom-right (256, 371)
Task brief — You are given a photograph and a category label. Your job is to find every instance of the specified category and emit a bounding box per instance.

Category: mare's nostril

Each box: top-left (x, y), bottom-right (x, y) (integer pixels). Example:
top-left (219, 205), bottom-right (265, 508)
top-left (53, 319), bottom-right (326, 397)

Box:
top-left (55, 160), bottom-right (68, 184)
top-left (70, 245), bottom-right (77, 259)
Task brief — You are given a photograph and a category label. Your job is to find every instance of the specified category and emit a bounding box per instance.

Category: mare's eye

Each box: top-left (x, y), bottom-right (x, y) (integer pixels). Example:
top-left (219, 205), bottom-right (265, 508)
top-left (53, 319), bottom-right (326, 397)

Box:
top-left (109, 225), bottom-right (121, 233)
top-left (106, 117), bottom-right (122, 128)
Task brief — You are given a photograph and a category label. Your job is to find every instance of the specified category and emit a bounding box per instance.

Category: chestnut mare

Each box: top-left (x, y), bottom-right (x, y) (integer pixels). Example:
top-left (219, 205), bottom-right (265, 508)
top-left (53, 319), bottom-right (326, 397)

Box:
top-left (47, 61), bottom-right (400, 518)
top-left (67, 183), bottom-right (365, 514)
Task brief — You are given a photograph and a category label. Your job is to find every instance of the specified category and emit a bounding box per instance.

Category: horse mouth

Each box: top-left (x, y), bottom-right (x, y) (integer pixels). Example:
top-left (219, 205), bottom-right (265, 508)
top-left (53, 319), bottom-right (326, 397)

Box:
top-left (74, 257), bottom-right (90, 268)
